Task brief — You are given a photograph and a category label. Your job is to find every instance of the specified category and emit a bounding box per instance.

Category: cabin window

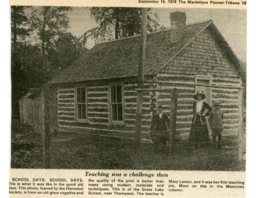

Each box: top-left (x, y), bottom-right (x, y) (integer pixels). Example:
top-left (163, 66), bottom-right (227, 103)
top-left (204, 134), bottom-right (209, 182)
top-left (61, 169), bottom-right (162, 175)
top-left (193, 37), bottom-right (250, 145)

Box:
top-left (76, 88), bottom-right (87, 120)
top-left (110, 85), bottom-right (123, 122)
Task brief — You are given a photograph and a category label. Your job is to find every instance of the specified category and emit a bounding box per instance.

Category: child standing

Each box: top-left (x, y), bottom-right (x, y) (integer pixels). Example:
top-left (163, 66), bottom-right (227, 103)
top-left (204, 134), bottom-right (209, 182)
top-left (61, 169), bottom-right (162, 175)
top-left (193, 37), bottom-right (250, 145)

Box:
top-left (208, 102), bottom-right (224, 149)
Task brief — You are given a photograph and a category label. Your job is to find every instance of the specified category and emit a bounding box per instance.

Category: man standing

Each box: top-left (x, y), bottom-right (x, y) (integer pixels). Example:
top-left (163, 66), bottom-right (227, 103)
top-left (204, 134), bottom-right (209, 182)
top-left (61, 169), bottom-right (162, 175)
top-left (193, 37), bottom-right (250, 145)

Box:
top-left (150, 105), bottom-right (170, 154)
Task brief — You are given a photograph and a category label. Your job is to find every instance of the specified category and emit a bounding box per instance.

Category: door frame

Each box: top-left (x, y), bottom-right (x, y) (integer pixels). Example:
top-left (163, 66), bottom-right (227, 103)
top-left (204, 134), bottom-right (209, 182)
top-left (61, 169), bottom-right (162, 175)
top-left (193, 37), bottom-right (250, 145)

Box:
top-left (195, 75), bottom-right (212, 106)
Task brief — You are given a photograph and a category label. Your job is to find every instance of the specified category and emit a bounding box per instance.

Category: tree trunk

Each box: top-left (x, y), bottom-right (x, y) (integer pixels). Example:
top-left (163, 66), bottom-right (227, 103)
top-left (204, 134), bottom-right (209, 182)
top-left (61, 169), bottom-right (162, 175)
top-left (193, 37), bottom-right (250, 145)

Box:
top-left (135, 8), bottom-right (147, 153)
top-left (115, 8), bottom-right (119, 39)
top-left (41, 8), bottom-right (48, 56)
top-left (169, 88), bottom-right (178, 155)
top-left (42, 84), bottom-right (51, 168)
top-left (13, 9), bottom-right (17, 51)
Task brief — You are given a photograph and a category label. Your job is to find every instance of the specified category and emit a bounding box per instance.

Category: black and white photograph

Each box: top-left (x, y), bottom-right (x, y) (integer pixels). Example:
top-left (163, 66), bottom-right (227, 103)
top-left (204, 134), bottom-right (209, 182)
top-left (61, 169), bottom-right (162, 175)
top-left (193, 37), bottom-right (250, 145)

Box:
top-left (11, 6), bottom-right (246, 171)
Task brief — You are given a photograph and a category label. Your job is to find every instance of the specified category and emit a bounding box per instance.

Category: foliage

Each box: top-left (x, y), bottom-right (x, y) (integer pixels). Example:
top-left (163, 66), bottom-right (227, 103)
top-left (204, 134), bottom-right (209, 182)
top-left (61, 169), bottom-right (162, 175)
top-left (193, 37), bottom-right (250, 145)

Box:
top-left (12, 43), bottom-right (45, 102)
top-left (11, 6), bottom-right (165, 104)
top-left (11, 6), bottom-right (31, 103)
top-left (30, 6), bottom-right (72, 55)
top-left (11, 6), bottom-right (30, 44)
top-left (90, 7), bottom-right (165, 42)
top-left (11, 123), bottom-right (43, 168)
top-left (47, 32), bottom-right (88, 72)
top-left (11, 6), bottom-right (86, 104)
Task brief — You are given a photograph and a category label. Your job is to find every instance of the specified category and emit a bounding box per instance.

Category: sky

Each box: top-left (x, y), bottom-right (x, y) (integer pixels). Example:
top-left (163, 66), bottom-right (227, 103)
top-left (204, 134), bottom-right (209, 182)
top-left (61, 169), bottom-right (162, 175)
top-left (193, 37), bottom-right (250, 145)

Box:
top-left (67, 7), bottom-right (246, 62)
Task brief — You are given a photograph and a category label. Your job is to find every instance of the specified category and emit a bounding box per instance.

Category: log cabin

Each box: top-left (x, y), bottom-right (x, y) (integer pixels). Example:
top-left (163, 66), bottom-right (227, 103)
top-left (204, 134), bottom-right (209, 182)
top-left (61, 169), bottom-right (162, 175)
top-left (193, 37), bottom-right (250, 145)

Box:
top-left (48, 11), bottom-right (245, 141)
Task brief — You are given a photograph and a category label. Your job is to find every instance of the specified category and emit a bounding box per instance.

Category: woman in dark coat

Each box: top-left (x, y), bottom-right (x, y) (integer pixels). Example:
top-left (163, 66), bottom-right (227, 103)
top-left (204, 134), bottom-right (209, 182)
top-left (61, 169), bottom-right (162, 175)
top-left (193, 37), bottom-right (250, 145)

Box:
top-left (189, 91), bottom-right (212, 148)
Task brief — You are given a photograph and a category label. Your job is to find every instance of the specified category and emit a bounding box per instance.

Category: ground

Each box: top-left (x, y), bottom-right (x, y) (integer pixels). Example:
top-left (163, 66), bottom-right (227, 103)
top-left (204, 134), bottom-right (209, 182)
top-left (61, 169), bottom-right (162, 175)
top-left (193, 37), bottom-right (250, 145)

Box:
top-left (49, 132), bottom-right (245, 171)
top-left (11, 123), bottom-right (43, 168)
top-left (11, 123), bottom-right (245, 171)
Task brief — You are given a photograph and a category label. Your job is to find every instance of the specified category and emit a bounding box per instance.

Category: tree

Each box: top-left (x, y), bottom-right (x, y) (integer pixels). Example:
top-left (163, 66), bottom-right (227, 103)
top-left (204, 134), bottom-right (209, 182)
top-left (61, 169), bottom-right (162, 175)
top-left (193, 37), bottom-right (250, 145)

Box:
top-left (11, 6), bottom-right (30, 105)
top-left (11, 6), bottom-right (74, 103)
top-left (12, 44), bottom-right (45, 98)
top-left (11, 6), bottom-right (30, 51)
top-left (90, 7), bottom-right (162, 42)
top-left (30, 6), bottom-right (72, 56)
top-left (28, 6), bottom-right (75, 84)
top-left (47, 32), bottom-right (88, 75)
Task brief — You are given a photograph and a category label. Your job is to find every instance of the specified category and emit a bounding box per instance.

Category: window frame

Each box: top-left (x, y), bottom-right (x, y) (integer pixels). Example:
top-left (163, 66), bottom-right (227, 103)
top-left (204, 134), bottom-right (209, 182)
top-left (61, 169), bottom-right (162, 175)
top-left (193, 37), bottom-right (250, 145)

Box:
top-left (75, 87), bottom-right (88, 122)
top-left (109, 83), bottom-right (124, 124)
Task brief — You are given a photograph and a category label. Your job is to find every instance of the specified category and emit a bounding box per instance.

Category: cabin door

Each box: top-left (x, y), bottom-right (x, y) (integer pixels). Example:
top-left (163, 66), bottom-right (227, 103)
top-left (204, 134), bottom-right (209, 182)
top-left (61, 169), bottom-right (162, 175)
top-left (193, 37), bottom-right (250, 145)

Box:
top-left (195, 77), bottom-right (212, 135)
top-left (195, 78), bottom-right (211, 105)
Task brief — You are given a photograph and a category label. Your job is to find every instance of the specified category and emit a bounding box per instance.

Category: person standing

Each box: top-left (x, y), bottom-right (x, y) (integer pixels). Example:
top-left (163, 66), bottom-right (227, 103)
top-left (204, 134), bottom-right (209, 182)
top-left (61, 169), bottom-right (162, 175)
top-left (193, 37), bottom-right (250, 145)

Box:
top-left (189, 91), bottom-right (212, 148)
top-left (208, 101), bottom-right (224, 149)
top-left (150, 105), bottom-right (170, 153)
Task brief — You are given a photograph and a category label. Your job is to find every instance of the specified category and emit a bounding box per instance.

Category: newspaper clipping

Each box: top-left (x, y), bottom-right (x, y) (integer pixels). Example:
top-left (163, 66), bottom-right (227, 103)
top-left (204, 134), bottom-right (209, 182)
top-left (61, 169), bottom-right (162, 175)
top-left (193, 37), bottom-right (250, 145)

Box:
top-left (10, 0), bottom-right (246, 197)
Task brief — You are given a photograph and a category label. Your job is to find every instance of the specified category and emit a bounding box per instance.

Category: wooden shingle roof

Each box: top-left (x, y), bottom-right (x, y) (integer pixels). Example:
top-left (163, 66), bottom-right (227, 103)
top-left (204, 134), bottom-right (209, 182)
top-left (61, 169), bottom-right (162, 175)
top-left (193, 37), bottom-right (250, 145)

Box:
top-left (49, 20), bottom-right (244, 84)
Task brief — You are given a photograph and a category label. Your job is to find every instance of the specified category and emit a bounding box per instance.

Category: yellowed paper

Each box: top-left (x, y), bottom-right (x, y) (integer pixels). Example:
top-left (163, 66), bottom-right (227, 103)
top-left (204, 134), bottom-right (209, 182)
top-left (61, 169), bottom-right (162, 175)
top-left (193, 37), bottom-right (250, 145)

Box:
top-left (10, 0), bottom-right (246, 197)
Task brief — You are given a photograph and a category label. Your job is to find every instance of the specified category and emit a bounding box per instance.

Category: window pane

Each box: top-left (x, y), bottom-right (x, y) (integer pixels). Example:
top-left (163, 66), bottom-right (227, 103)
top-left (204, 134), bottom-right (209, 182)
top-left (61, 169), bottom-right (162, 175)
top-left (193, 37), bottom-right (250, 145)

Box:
top-left (78, 104), bottom-right (81, 118)
top-left (78, 104), bottom-right (86, 119)
top-left (83, 104), bottom-right (86, 119)
top-left (80, 88), bottom-right (83, 103)
top-left (77, 88), bottom-right (87, 120)
top-left (77, 88), bottom-right (81, 103)
top-left (112, 104), bottom-right (117, 120)
top-left (81, 105), bottom-right (84, 119)
top-left (117, 104), bottom-right (123, 121)
top-left (111, 86), bottom-right (116, 102)
top-left (117, 86), bottom-right (122, 102)
top-left (82, 89), bottom-right (86, 103)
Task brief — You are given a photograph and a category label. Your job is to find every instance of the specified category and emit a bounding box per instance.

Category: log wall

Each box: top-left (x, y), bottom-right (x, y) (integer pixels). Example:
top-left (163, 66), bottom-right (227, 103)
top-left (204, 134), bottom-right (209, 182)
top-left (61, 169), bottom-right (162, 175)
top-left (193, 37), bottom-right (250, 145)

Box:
top-left (57, 79), bottom-right (152, 139)
top-left (157, 27), bottom-right (242, 139)
top-left (55, 27), bottom-right (243, 141)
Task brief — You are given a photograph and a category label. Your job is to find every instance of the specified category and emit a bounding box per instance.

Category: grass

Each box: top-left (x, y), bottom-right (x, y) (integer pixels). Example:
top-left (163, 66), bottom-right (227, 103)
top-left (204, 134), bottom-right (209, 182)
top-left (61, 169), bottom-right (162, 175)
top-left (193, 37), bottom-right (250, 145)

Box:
top-left (11, 123), bottom-right (43, 168)
top-left (49, 132), bottom-right (245, 171)
top-left (11, 122), bottom-right (245, 170)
